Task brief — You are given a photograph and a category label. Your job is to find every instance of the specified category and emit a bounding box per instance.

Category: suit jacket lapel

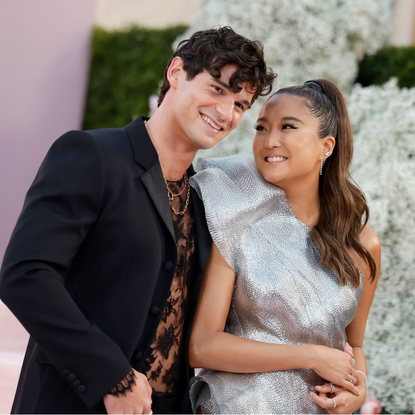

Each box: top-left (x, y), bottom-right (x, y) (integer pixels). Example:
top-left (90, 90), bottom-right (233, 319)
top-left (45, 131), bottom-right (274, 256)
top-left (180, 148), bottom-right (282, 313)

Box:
top-left (125, 116), bottom-right (175, 240)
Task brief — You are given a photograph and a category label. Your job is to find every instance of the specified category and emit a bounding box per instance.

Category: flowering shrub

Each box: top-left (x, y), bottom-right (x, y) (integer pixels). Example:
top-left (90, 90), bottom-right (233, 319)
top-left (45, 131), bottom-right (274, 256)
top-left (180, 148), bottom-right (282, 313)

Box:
top-left (348, 79), bottom-right (415, 414)
top-left (178, 0), bottom-right (393, 160)
top-left (181, 2), bottom-right (415, 411)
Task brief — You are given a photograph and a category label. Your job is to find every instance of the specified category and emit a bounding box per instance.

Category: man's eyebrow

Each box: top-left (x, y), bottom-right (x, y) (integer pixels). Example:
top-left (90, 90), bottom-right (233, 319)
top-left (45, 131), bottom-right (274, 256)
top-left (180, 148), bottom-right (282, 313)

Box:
top-left (213, 77), bottom-right (252, 109)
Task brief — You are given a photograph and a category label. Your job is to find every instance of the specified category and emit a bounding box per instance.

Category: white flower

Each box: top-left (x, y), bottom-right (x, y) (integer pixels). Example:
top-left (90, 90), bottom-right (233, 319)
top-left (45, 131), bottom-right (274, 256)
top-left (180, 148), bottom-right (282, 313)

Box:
top-left (176, 0), bottom-right (393, 161)
top-left (349, 79), bottom-right (415, 413)
top-left (177, 3), bottom-right (415, 411)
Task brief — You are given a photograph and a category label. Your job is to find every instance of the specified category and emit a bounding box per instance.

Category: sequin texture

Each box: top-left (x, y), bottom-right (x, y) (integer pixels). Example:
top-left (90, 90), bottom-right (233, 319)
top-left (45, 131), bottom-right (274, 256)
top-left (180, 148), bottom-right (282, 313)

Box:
top-left (189, 154), bottom-right (363, 414)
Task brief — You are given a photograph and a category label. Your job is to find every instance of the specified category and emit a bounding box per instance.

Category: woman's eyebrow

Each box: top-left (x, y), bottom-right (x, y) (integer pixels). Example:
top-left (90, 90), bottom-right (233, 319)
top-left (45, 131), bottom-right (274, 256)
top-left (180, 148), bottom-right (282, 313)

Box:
top-left (256, 116), bottom-right (268, 122)
top-left (281, 116), bottom-right (304, 124)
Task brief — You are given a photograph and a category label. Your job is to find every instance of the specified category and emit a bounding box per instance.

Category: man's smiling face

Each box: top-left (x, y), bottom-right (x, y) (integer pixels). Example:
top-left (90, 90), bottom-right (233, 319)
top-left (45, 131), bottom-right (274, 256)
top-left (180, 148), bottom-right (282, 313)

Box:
top-left (171, 62), bottom-right (255, 151)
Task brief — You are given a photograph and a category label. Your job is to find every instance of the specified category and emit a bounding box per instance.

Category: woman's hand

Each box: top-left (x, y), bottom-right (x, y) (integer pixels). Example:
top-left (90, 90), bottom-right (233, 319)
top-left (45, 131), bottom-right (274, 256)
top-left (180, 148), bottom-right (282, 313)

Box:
top-left (309, 346), bottom-right (360, 395)
top-left (311, 379), bottom-right (366, 414)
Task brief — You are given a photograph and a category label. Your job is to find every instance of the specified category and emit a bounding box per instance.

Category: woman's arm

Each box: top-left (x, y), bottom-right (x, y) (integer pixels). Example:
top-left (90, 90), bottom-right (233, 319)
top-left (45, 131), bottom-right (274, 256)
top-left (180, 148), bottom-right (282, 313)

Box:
top-left (312, 226), bottom-right (381, 413)
top-left (189, 242), bottom-right (361, 395)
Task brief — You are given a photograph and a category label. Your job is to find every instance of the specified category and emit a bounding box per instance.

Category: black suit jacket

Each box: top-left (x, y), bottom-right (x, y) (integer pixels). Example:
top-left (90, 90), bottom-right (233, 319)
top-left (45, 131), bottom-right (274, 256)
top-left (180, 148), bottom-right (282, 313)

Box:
top-left (0, 116), bottom-right (211, 413)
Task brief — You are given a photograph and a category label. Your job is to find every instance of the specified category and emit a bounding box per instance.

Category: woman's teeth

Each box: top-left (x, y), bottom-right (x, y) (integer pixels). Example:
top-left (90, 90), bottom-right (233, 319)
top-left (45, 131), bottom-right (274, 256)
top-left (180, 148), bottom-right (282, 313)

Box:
top-left (266, 156), bottom-right (287, 162)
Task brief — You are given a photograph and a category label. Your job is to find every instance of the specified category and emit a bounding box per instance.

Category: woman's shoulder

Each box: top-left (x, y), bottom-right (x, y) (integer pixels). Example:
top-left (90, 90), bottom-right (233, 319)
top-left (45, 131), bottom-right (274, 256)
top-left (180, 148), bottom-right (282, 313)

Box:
top-left (195, 153), bottom-right (257, 176)
top-left (359, 226), bottom-right (381, 257)
top-left (191, 153), bottom-right (265, 196)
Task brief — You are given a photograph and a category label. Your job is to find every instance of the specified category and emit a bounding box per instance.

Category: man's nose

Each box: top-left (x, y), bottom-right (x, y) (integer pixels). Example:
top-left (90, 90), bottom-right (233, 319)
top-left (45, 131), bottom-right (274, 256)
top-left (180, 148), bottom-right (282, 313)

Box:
top-left (216, 98), bottom-right (234, 122)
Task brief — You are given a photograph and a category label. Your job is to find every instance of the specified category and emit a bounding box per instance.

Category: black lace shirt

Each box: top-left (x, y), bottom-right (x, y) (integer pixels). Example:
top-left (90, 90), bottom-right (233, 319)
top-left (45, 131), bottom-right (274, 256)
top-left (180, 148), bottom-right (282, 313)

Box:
top-left (142, 177), bottom-right (197, 398)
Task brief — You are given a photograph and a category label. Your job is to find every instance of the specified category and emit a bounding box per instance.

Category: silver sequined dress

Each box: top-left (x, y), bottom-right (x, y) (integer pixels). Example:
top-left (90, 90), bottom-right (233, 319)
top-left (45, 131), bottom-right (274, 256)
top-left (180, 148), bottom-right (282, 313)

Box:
top-left (189, 154), bottom-right (362, 414)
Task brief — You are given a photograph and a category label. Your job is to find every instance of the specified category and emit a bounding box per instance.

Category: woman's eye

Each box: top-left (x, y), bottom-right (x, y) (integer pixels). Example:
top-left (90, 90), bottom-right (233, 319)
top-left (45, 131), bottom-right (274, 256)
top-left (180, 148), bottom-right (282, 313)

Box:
top-left (254, 124), bottom-right (266, 131)
top-left (281, 123), bottom-right (296, 130)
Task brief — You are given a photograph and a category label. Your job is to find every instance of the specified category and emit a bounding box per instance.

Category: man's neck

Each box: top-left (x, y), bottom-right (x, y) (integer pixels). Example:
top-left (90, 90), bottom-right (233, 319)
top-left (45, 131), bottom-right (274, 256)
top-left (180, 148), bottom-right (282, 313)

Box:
top-left (145, 109), bottom-right (196, 181)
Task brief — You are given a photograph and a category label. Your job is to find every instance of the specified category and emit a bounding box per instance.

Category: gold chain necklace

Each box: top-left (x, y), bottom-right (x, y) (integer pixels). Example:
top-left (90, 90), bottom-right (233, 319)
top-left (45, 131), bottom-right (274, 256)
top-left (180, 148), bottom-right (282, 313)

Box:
top-left (164, 173), bottom-right (190, 215)
top-left (144, 119), bottom-right (190, 215)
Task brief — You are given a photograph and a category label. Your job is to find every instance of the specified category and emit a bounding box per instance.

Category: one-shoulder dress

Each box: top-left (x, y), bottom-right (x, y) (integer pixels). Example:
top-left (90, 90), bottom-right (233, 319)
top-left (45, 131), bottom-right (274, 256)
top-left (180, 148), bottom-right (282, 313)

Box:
top-left (188, 154), bottom-right (362, 414)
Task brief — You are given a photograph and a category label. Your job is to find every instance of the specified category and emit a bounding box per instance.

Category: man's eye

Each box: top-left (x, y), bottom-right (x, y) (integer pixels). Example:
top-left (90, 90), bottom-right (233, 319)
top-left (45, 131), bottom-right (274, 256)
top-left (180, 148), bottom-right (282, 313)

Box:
top-left (235, 103), bottom-right (244, 110)
top-left (213, 85), bottom-right (222, 93)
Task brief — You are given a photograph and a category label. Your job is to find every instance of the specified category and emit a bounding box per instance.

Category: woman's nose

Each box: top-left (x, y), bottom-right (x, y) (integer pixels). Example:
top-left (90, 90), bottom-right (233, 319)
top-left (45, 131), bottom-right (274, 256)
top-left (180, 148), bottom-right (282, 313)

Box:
top-left (265, 132), bottom-right (281, 148)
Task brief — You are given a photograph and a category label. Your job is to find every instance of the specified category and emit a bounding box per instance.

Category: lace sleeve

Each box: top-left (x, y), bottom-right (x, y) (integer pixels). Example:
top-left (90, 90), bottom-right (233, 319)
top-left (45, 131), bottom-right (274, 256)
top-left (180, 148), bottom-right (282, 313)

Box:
top-left (109, 368), bottom-right (137, 397)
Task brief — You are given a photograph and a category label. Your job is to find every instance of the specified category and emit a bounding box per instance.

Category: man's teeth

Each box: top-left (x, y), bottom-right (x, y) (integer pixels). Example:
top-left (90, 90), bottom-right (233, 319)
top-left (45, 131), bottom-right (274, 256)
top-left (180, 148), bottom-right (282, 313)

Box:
top-left (201, 114), bottom-right (221, 131)
top-left (266, 156), bottom-right (287, 162)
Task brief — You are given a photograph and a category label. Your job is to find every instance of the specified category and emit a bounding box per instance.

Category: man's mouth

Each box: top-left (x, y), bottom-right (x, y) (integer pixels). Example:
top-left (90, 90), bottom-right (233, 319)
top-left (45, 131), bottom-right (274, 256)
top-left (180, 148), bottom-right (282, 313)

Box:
top-left (200, 114), bottom-right (223, 131)
top-left (265, 156), bottom-right (287, 162)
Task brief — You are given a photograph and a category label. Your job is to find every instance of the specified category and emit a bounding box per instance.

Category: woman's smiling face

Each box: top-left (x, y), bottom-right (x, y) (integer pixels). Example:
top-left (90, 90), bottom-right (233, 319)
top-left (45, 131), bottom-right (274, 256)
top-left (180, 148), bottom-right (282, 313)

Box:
top-left (253, 93), bottom-right (332, 189)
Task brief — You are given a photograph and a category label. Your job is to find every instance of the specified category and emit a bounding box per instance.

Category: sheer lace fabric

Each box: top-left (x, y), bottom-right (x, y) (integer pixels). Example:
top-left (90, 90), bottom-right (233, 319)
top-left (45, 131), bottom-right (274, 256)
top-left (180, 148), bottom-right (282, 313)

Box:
top-left (143, 178), bottom-right (196, 397)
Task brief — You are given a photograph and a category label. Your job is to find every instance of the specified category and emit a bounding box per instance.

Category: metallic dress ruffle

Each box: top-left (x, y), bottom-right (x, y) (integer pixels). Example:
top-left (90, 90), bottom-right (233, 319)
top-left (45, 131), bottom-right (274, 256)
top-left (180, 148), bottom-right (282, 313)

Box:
top-left (189, 154), bottom-right (363, 414)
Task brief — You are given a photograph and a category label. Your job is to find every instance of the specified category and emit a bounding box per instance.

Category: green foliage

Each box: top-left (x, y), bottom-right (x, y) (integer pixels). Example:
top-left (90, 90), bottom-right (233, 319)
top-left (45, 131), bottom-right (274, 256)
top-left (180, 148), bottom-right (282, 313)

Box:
top-left (83, 25), bottom-right (188, 130)
top-left (356, 45), bottom-right (415, 89)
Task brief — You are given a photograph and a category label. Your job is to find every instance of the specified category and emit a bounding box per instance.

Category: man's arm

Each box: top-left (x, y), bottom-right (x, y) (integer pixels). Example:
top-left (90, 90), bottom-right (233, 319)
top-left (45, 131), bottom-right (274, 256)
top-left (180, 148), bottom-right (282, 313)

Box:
top-left (0, 131), bottom-right (132, 408)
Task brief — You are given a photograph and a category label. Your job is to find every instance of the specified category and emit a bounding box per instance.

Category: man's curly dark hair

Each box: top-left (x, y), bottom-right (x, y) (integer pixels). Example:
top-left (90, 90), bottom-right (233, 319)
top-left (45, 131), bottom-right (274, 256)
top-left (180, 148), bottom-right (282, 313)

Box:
top-left (158, 26), bottom-right (277, 106)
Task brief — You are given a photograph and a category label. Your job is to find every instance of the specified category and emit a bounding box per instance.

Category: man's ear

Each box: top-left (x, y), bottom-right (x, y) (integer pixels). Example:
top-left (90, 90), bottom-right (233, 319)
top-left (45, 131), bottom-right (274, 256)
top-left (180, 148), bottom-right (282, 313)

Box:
top-left (167, 57), bottom-right (185, 90)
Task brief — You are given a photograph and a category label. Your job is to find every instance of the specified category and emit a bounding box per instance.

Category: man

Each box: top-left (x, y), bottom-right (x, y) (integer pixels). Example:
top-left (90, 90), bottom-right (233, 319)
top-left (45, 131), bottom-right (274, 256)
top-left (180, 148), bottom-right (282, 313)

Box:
top-left (0, 27), bottom-right (276, 414)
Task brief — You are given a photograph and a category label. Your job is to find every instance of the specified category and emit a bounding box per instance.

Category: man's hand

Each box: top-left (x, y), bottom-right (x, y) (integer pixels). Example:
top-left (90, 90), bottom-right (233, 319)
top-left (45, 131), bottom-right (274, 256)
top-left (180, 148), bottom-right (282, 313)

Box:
top-left (104, 369), bottom-right (153, 414)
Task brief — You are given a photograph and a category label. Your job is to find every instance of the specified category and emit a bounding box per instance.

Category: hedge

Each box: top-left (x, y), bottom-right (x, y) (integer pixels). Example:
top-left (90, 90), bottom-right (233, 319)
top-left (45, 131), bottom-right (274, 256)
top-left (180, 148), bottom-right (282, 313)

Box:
top-left (356, 45), bottom-right (415, 89)
top-left (83, 25), bottom-right (188, 130)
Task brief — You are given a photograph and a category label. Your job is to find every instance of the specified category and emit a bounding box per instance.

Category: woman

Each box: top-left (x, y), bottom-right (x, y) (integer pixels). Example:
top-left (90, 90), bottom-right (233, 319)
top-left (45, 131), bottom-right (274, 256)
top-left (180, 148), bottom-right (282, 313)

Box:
top-left (188, 79), bottom-right (380, 414)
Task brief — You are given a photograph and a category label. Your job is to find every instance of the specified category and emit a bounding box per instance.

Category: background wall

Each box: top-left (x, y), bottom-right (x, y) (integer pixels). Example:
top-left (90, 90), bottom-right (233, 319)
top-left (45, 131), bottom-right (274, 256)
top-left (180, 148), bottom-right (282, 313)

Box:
top-left (0, 1), bottom-right (96, 412)
top-left (389, 0), bottom-right (415, 45)
top-left (95, 0), bottom-right (201, 29)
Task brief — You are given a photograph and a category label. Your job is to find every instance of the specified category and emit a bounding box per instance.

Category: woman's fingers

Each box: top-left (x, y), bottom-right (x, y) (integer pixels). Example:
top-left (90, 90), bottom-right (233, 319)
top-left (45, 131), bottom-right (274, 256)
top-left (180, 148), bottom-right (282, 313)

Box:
top-left (310, 391), bottom-right (339, 412)
top-left (315, 383), bottom-right (337, 394)
top-left (343, 342), bottom-right (354, 358)
top-left (341, 368), bottom-right (360, 395)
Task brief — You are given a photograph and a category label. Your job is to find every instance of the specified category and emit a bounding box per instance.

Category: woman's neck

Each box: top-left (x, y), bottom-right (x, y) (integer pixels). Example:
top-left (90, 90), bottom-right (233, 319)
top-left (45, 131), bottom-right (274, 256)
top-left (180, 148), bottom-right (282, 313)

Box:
top-left (283, 180), bottom-right (320, 228)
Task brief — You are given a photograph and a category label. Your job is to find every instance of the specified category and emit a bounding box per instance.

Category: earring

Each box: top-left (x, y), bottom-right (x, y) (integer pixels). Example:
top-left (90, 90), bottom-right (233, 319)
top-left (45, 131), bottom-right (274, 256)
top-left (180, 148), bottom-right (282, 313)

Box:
top-left (320, 152), bottom-right (330, 176)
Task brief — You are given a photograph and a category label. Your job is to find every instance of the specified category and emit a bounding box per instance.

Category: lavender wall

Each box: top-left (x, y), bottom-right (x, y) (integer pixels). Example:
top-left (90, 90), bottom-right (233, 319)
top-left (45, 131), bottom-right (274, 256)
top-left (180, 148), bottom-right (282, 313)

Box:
top-left (0, 0), bottom-right (96, 265)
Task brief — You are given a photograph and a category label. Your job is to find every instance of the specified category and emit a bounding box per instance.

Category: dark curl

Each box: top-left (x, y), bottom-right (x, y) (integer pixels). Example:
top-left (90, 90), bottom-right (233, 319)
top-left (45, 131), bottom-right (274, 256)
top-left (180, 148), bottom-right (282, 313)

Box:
top-left (158, 26), bottom-right (277, 106)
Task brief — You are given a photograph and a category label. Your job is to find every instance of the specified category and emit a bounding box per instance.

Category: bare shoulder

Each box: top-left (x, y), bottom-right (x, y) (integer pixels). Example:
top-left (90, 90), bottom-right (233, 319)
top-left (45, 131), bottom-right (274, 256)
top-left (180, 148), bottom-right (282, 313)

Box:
top-left (359, 225), bottom-right (381, 257)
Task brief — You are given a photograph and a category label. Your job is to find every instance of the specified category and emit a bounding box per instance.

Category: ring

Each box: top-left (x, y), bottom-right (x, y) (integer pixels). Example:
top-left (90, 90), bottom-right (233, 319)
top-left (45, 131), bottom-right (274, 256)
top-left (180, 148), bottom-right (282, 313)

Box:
top-left (332, 398), bottom-right (337, 408)
top-left (350, 374), bottom-right (355, 383)
top-left (329, 382), bottom-right (335, 394)
top-left (351, 358), bottom-right (356, 367)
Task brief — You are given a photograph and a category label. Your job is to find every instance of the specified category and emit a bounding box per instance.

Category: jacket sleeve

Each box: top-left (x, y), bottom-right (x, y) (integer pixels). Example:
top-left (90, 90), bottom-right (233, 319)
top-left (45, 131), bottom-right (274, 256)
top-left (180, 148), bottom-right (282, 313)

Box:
top-left (0, 130), bottom-right (132, 408)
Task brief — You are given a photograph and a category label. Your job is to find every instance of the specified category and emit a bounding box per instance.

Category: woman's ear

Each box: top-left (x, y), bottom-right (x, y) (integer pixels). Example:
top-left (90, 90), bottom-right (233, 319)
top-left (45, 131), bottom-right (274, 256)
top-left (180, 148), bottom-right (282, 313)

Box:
top-left (167, 57), bottom-right (185, 90)
top-left (323, 136), bottom-right (336, 158)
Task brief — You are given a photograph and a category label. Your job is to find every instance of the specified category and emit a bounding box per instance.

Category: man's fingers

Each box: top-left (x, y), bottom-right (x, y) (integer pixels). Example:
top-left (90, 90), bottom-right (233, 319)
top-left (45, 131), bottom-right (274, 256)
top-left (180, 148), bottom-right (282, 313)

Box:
top-left (142, 401), bottom-right (152, 414)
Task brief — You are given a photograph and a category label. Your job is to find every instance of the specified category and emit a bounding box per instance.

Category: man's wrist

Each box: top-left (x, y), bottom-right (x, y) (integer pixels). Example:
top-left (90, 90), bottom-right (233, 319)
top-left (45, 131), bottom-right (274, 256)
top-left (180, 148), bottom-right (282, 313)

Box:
top-left (109, 368), bottom-right (137, 397)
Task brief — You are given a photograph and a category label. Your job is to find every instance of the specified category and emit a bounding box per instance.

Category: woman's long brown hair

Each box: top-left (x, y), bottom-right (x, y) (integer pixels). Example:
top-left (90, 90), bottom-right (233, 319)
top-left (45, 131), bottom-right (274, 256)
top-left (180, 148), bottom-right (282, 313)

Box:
top-left (275, 79), bottom-right (376, 287)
